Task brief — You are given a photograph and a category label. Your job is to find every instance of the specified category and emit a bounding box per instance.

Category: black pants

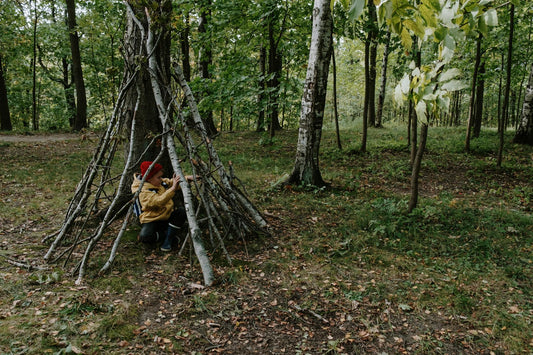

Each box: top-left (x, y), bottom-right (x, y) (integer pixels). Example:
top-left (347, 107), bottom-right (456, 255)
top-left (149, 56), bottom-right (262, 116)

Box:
top-left (139, 207), bottom-right (186, 243)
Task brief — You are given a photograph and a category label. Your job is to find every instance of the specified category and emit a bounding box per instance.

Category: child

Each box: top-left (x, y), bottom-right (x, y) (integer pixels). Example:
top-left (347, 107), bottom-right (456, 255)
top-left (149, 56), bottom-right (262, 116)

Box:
top-left (131, 161), bottom-right (187, 251)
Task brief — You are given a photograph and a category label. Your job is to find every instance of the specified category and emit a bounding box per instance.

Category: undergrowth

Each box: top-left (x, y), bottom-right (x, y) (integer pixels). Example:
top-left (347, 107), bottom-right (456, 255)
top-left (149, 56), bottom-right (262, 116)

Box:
top-left (0, 125), bottom-right (531, 354)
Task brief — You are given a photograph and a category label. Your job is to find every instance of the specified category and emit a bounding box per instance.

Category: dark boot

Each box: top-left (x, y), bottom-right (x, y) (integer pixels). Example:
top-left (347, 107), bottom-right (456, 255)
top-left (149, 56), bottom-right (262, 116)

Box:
top-left (160, 224), bottom-right (179, 252)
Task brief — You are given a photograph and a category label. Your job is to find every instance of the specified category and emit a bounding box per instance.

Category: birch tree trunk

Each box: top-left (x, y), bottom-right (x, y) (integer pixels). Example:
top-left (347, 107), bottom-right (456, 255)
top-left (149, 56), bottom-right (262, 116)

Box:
top-left (286, 0), bottom-right (332, 187)
top-left (513, 63), bottom-right (533, 145)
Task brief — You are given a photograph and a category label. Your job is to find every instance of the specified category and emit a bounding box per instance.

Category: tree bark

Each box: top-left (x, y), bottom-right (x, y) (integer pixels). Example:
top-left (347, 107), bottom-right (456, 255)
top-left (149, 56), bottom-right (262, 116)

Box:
top-left (198, 0), bottom-right (218, 137)
top-left (115, 0), bottom-right (172, 209)
top-left (408, 122), bottom-right (428, 213)
top-left (267, 9), bottom-right (282, 135)
top-left (498, 4), bottom-right (514, 167)
top-left (362, 36), bottom-right (369, 152)
top-left (367, 1), bottom-right (378, 128)
top-left (180, 12), bottom-right (191, 82)
top-left (32, 0), bottom-right (39, 130)
top-left (256, 44), bottom-right (267, 132)
top-left (472, 62), bottom-right (485, 138)
top-left (409, 45), bottom-right (421, 165)
top-left (332, 42), bottom-right (341, 150)
top-left (286, 0), bottom-right (332, 187)
top-left (513, 63), bottom-right (533, 145)
top-left (376, 30), bottom-right (391, 128)
top-left (66, 0), bottom-right (87, 131)
top-left (465, 33), bottom-right (482, 151)
top-left (0, 54), bottom-right (12, 131)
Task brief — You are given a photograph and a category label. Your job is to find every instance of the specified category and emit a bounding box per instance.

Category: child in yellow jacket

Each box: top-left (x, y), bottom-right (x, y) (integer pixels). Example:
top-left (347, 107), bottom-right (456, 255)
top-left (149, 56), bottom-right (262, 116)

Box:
top-left (131, 161), bottom-right (186, 251)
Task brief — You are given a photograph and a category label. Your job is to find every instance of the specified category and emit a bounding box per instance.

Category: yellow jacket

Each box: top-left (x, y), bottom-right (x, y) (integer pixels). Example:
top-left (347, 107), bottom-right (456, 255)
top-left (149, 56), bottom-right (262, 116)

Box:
top-left (131, 174), bottom-right (177, 224)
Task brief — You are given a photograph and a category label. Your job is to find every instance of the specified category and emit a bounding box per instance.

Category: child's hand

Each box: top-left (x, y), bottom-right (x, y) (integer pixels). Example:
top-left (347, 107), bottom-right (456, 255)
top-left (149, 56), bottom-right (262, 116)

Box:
top-left (171, 173), bottom-right (181, 190)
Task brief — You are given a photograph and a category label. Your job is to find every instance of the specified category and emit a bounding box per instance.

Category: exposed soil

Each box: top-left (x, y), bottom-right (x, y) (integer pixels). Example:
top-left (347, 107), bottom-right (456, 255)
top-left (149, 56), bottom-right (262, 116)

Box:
top-left (0, 133), bottom-right (80, 143)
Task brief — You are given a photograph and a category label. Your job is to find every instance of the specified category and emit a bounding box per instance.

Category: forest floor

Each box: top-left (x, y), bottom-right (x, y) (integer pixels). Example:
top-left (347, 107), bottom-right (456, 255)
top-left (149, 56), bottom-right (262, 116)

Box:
top-left (0, 129), bottom-right (531, 354)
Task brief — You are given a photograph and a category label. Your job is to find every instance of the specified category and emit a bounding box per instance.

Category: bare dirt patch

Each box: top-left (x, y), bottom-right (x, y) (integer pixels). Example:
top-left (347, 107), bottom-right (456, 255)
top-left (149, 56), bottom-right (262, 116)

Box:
top-left (0, 133), bottom-right (80, 143)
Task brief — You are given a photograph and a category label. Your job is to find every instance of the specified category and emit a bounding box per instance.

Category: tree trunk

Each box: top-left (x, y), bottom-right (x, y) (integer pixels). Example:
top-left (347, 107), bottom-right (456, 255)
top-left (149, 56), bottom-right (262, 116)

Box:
top-left (257, 44), bottom-right (266, 132)
top-left (513, 63), bottom-right (533, 145)
top-left (376, 30), bottom-right (391, 128)
top-left (408, 123), bottom-right (428, 213)
top-left (367, 1), bottom-right (378, 128)
top-left (498, 4), bottom-right (514, 167)
top-left (32, 0), bottom-right (39, 130)
top-left (465, 33), bottom-right (482, 151)
top-left (409, 45), bottom-right (421, 165)
top-left (332, 42), bottom-right (341, 150)
top-left (472, 62), bottom-right (485, 138)
top-left (115, 0), bottom-right (171, 208)
top-left (66, 0), bottom-right (87, 131)
top-left (362, 36), bottom-right (369, 153)
top-left (198, 0), bottom-right (217, 137)
top-left (286, 0), bottom-right (332, 187)
top-left (267, 4), bottom-right (282, 135)
top-left (180, 12), bottom-right (191, 82)
top-left (0, 54), bottom-right (12, 131)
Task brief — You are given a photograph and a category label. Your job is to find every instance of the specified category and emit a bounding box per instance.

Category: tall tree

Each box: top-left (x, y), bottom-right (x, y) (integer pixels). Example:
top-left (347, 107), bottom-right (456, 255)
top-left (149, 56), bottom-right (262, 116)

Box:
top-left (465, 33), bottom-right (483, 152)
top-left (66, 0), bottom-right (87, 131)
top-left (513, 63), bottom-right (533, 145)
top-left (37, 3), bottom-right (76, 127)
top-left (31, 0), bottom-right (39, 130)
top-left (286, 0), bottom-right (332, 187)
top-left (0, 54), bottom-right (11, 131)
top-left (375, 30), bottom-right (392, 128)
top-left (266, 0), bottom-right (284, 135)
top-left (121, 0), bottom-right (171, 176)
top-left (198, 0), bottom-right (217, 137)
top-left (497, 4), bottom-right (514, 167)
top-left (472, 61), bottom-right (486, 138)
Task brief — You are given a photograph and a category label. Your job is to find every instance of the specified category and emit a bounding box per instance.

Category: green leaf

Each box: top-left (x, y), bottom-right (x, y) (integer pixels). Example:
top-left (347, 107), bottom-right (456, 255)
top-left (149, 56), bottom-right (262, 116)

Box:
top-left (404, 18), bottom-right (426, 38)
top-left (394, 83), bottom-right (405, 104)
top-left (483, 8), bottom-right (498, 27)
top-left (349, 0), bottom-right (367, 21)
top-left (399, 73), bottom-right (411, 94)
top-left (441, 79), bottom-right (468, 92)
top-left (415, 100), bottom-right (428, 123)
top-left (440, 1), bottom-right (458, 27)
top-left (419, 4), bottom-right (437, 28)
top-left (439, 68), bottom-right (461, 82)
top-left (400, 27), bottom-right (413, 49)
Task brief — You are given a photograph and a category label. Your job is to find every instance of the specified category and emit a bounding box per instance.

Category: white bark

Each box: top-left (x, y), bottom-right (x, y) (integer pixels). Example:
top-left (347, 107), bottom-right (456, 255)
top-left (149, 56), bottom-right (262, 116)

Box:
top-left (514, 64), bottom-right (533, 145)
top-left (288, 0), bottom-right (332, 186)
top-left (142, 8), bottom-right (215, 286)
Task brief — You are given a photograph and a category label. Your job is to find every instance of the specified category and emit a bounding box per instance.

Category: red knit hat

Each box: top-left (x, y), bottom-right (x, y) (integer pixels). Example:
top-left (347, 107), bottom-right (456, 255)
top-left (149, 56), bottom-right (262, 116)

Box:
top-left (140, 161), bottom-right (163, 180)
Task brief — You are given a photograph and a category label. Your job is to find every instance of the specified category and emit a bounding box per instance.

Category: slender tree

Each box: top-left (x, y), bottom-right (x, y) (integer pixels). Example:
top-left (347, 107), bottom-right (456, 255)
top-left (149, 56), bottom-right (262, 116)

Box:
top-left (31, 0), bottom-right (39, 130)
top-left (0, 54), bottom-right (12, 131)
top-left (376, 30), bottom-right (391, 128)
top-left (66, 0), bottom-right (87, 131)
top-left (286, 0), bottom-right (332, 187)
top-left (498, 4), bottom-right (514, 167)
top-left (472, 61), bottom-right (485, 138)
top-left (465, 33), bottom-right (483, 151)
top-left (332, 41), bottom-right (342, 150)
top-left (513, 63), bottom-right (533, 145)
top-left (198, 0), bottom-right (217, 137)
top-left (257, 44), bottom-right (267, 132)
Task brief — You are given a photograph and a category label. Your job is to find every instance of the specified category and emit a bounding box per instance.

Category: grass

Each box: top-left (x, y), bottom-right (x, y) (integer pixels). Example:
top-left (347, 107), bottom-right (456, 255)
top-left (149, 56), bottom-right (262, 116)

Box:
top-left (0, 124), bottom-right (532, 354)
